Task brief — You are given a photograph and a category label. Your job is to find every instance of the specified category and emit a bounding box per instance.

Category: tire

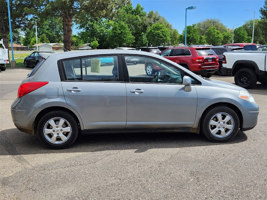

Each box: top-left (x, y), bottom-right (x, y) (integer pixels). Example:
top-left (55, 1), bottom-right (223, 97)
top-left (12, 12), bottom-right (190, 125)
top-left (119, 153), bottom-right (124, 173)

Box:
top-left (24, 60), bottom-right (28, 68)
top-left (234, 68), bottom-right (257, 89)
top-left (36, 111), bottom-right (79, 149)
top-left (145, 63), bottom-right (155, 76)
top-left (201, 106), bottom-right (240, 142)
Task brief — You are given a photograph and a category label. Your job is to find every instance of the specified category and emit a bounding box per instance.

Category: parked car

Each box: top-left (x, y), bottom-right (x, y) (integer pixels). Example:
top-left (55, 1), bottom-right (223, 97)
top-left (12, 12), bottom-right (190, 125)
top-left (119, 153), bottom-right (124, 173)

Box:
top-left (210, 46), bottom-right (231, 75)
top-left (161, 46), bottom-right (219, 77)
top-left (24, 51), bottom-right (54, 68)
top-left (11, 50), bottom-right (259, 148)
top-left (0, 39), bottom-right (9, 71)
top-left (257, 45), bottom-right (267, 51)
top-left (222, 51), bottom-right (267, 88)
top-left (138, 47), bottom-right (161, 55)
top-left (224, 43), bottom-right (257, 51)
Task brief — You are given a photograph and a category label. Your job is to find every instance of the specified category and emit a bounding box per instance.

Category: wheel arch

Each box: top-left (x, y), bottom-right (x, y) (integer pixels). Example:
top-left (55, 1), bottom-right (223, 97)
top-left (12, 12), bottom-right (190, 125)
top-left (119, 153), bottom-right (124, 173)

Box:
top-left (34, 106), bottom-right (82, 135)
top-left (199, 102), bottom-right (243, 132)
top-left (232, 60), bottom-right (259, 75)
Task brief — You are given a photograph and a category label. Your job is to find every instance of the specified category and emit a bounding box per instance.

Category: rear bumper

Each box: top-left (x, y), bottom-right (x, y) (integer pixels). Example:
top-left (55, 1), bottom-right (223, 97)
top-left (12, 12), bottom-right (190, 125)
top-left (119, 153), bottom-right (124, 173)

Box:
top-left (194, 68), bottom-right (218, 76)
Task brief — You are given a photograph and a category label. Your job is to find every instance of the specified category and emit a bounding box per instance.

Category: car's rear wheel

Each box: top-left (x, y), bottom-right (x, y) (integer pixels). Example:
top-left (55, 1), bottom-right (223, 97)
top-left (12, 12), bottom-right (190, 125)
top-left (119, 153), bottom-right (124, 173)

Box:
top-left (145, 63), bottom-right (155, 76)
top-left (37, 111), bottom-right (79, 149)
top-left (201, 106), bottom-right (240, 142)
top-left (234, 68), bottom-right (257, 89)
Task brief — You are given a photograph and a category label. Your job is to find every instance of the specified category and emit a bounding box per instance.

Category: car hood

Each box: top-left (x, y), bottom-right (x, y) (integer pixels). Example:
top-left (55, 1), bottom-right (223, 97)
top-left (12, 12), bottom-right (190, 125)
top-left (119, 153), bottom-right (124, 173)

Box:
top-left (204, 79), bottom-right (244, 91)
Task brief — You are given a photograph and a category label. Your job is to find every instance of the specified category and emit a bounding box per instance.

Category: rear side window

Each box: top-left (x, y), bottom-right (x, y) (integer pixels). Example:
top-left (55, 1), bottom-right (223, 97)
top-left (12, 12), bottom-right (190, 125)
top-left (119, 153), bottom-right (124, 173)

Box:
top-left (171, 49), bottom-right (191, 56)
top-left (195, 48), bottom-right (216, 56)
top-left (62, 56), bottom-right (119, 81)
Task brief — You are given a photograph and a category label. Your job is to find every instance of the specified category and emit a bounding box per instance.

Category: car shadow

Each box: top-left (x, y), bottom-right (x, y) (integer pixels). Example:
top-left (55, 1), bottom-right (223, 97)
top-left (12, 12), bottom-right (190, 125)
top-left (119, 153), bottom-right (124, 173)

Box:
top-left (248, 83), bottom-right (267, 95)
top-left (0, 128), bottom-right (247, 156)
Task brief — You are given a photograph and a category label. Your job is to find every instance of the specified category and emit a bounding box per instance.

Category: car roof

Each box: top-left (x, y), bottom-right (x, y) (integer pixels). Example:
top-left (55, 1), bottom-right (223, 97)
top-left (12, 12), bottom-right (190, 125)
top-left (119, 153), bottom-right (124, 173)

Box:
top-left (46, 50), bottom-right (163, 61)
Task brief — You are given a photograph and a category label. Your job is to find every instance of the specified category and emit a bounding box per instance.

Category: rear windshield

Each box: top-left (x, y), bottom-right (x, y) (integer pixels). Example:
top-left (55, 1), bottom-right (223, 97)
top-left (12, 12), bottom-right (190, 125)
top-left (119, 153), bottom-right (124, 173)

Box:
top-left (195, 48), bottom-right (216, 56)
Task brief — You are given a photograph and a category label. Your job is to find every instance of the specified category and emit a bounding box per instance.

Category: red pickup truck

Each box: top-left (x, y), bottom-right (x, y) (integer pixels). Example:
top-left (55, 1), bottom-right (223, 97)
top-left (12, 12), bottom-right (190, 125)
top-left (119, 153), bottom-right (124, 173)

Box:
top-left (159, 46), bottom-right (219, 77)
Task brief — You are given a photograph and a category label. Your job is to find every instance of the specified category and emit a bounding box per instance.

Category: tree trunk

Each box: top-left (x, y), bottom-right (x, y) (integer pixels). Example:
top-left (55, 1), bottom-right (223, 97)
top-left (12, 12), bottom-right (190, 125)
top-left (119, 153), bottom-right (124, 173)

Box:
top-left (63, 13), bottom-right (72, 51)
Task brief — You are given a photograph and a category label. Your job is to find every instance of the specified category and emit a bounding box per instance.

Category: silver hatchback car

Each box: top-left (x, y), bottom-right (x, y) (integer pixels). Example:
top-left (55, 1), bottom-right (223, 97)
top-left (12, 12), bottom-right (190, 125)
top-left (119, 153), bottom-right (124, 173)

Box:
top-left (11, 50), bottom-right (259, 148)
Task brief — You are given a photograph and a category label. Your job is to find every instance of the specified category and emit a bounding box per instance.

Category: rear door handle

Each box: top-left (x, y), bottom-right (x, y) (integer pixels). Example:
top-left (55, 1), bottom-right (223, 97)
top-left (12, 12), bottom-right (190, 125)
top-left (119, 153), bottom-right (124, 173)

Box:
top-left (130, 89), bottom-right (144, 94)
top-left (67, 87), bottom-right (81, 93)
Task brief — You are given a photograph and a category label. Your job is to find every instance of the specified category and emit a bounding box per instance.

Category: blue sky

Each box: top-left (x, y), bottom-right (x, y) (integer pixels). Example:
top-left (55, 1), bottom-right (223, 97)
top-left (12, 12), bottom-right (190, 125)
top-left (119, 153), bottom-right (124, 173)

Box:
top-left (131, 0), bottom-right (265, 33)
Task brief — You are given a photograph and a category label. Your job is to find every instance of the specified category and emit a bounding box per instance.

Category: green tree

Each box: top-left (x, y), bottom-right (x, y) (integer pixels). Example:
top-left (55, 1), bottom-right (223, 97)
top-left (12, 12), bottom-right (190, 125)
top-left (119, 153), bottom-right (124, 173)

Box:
top-left (91, 40), bottom-right (99, 49)
top-left (171, 29), bottom-right (179, 46)
top-left (222, 31), bottom-right (232, 44)
top-left (108, 21), bottom-right (135, 48)
top-left (0, 0), bottom-right (32, 48)
top-left (42, 0), bottom-right (129, 51)
top-left (115, 3), bottom-right (147, 47)
top-left (205, 26), bottom-right (223, 45)
top-left (196, 19), bottom-right (227, 35)
top-left (146, 23), bottom-right (170, 46)
top-left (180, 25), bottom-right (200, 45)
top-left (243, 19), bottom-right (266, 44)
top-left (40, 34), bottom-right (50, 43)
top-left (79, 20), bottom-right (112, 49)
top-left (234, 27), bottom-right (249, 43)
top-left (260, 0), bottom-right (267, 44)
top-left (71, 35), bottom-right (83, 49)
top-left (199, 36), bottom-right (207, 44)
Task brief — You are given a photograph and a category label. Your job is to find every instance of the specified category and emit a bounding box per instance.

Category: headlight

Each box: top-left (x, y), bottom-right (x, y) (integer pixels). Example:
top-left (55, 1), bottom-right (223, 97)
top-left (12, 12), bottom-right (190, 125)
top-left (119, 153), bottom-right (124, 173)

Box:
top-left (239, 90), bottom-right (255, 103)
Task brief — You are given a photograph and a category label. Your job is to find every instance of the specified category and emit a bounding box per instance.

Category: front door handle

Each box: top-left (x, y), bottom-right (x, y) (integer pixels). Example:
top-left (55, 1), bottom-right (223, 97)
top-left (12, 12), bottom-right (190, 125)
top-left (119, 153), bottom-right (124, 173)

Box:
top-left (130, 89), bottom-right (144, 94)
top-left (67, 87), bottom-right (81, 93)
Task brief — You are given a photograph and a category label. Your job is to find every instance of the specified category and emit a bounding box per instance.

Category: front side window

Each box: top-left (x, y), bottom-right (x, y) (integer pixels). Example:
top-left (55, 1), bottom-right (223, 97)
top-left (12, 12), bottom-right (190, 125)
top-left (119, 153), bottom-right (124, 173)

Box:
top-left (62, 56), bottom-right (119, 81)
top-left (125, 56), bottom-right (183, 84)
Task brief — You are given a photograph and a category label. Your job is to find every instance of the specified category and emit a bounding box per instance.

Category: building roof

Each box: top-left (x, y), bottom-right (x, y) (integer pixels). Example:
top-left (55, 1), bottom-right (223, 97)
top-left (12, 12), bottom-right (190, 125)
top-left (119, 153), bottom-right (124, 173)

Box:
top-left (8, 43), bottom-right (26, 47)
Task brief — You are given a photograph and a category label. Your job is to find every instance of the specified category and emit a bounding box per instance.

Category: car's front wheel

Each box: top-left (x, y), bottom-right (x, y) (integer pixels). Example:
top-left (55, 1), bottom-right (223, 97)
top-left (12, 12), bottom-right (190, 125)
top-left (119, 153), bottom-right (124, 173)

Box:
top-left (37, 111), bottom-right (79, 149)
top-left (201, 106), bottom-right (240, 142)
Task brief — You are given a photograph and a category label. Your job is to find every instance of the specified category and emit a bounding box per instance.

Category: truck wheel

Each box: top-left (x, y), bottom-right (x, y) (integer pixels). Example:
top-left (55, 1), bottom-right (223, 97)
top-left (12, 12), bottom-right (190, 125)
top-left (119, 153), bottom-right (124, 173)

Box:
top-left (234, 68), bottom-right (257, 89)
top-left (201, 106), bottom-right (240, 142)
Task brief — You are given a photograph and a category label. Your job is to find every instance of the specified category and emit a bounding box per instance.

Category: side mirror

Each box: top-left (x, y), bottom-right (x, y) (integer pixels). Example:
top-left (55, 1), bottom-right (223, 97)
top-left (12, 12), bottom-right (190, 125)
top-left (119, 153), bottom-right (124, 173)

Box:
top-left (183, 76), bottom-right (192, 92)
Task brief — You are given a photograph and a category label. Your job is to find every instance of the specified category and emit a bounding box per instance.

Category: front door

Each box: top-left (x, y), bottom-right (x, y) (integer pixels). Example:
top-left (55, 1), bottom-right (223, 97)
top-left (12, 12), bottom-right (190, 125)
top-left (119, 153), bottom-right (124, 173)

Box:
top-left (124, 55), bottom-right (198, 129)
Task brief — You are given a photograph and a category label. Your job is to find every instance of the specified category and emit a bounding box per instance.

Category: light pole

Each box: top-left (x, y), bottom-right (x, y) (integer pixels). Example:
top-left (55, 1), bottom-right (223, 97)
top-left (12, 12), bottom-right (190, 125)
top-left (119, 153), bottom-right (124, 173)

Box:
top-left (252, 10), bottom-right (255, 43)
top-left (35, 21), bottom-right (38, 51)
top-left (7, 0), bottom-right (16, 67)
top-left (185, 6), bottom-right (196, 46)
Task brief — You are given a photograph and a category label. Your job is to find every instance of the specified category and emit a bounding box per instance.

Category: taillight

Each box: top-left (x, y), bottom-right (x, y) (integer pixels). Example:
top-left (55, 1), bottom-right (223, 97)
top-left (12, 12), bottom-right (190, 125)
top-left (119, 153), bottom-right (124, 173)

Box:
top-left (18, 82), bottom-right (48, 98)
top-left (223, 55), bottom-right (226, 64)
top-left (4, 60), bottom-right (9, 63)
top-left (193, 56), bottom-right (204, 63)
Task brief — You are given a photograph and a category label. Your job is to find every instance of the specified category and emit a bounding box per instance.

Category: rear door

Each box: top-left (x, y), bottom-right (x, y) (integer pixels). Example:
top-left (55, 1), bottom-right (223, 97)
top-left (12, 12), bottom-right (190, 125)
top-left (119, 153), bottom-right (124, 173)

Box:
top-left (61, 55), bottom-right (127, 130)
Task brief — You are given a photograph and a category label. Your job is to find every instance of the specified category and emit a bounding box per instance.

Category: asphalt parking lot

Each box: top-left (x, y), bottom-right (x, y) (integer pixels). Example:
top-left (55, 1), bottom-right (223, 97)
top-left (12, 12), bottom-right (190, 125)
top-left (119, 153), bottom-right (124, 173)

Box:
top-left (0, 68), bottom-right (267, 200)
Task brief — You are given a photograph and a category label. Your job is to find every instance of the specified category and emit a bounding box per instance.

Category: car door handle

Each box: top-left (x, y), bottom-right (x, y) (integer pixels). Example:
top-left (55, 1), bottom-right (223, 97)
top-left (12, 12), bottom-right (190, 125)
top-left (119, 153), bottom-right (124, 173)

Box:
top-left (130, 89), bottom-right (144, 94)
top-left (67, 87), bottom-right (81, 93)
